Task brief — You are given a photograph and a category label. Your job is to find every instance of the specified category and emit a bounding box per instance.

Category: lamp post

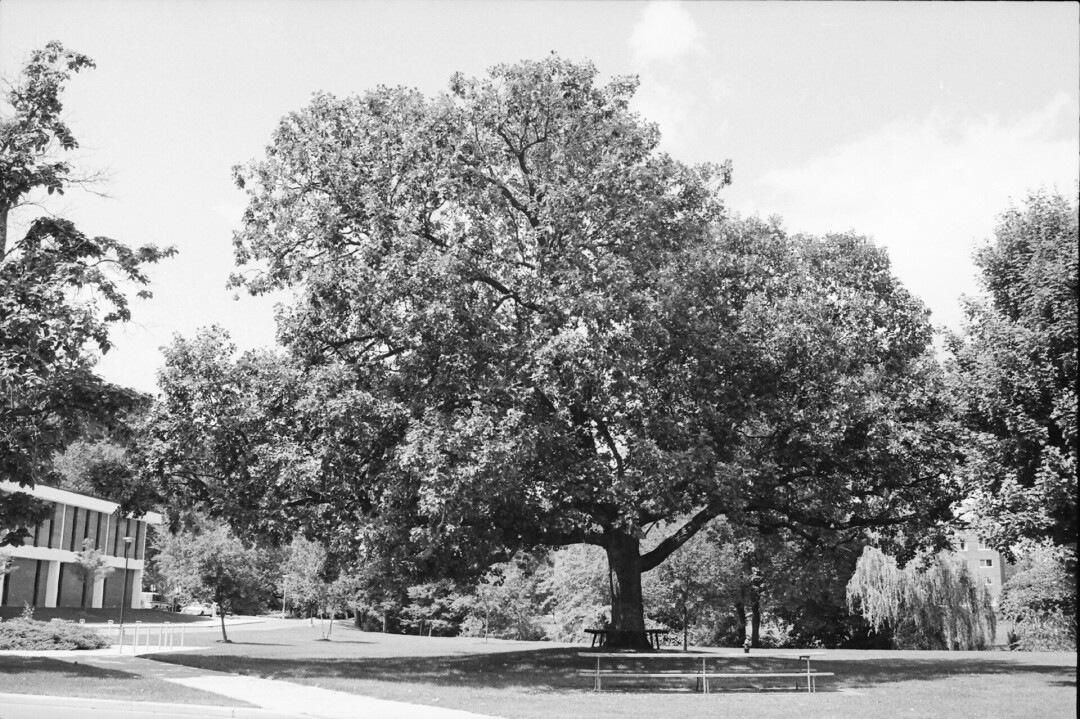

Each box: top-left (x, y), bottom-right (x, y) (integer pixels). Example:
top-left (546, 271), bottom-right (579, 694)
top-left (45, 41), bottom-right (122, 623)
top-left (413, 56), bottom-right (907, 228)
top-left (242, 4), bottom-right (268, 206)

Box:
top-left (118, 536), bottom-right (134, 645)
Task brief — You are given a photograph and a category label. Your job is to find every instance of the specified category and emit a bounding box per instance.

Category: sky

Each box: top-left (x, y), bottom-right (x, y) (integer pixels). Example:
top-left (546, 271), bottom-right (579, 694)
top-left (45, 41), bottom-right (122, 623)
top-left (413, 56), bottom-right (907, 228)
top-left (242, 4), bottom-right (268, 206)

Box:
top-left (1, 1), bottom-right (1077, 395)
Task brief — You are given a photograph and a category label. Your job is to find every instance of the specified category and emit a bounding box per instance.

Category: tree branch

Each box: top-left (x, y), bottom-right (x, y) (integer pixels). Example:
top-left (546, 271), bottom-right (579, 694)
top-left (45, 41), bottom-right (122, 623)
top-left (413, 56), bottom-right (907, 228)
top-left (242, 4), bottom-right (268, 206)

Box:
top-left (641, 502), bottom-right (725, 572)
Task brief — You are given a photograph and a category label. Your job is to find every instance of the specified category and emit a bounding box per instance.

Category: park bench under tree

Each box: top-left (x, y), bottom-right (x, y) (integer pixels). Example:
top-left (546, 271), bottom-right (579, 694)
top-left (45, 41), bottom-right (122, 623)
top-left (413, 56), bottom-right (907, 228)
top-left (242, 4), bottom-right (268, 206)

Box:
top-left (579, 652), bottom-right (834, 693)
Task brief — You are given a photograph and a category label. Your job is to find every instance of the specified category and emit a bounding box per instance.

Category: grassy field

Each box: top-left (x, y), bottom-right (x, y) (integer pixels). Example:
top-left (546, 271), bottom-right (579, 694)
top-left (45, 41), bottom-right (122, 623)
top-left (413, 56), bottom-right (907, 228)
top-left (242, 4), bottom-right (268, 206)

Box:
top-left (0, 606), bottom-right (211, 625)
top-left (147, 620), bottom-right (1076, 719)
top-left (0, 655), bottom-right (252, 706)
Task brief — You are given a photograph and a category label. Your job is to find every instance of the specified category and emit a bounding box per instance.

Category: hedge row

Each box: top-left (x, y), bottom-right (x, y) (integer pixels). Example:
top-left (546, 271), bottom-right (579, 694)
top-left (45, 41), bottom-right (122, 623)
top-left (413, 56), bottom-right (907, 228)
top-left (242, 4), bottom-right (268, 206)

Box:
top-left (0, 618), bottom-right (112, 650)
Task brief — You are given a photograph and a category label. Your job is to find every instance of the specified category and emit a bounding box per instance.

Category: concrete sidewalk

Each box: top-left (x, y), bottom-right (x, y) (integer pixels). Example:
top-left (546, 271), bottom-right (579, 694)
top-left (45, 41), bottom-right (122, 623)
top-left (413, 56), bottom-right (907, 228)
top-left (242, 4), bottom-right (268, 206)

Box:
top-left (52, 653), bottom-right (506, 719)
top-left (170, 674), bottom-right (503, 719)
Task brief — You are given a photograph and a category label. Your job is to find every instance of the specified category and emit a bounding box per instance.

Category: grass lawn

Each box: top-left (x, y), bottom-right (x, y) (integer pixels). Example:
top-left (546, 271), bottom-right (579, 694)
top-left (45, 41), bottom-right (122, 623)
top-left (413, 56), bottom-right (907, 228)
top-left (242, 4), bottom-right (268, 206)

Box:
top-left (0, 655), bottom-right (252, 706)
top-left (0, 606), bottom-right (210, 625)
top-left (149, 620), bottom-right (1077, 719)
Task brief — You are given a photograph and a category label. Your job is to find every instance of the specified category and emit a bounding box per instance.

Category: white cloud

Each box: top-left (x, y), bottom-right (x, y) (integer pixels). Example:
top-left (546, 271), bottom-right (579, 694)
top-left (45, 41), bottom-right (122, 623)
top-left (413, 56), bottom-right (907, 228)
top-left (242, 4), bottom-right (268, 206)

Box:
top-left (629, 1), bottom-right (705, 65)
top-left (746, 93), bottom-right (1080, 331)
top-left (627, 2), bottom-right (724, 158)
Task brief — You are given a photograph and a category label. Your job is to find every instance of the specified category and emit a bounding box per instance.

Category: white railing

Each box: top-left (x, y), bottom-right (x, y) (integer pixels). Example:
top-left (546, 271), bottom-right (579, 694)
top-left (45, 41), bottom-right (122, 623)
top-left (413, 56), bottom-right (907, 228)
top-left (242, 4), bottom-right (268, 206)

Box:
top-left (106, 619), bottom-right (185, 653)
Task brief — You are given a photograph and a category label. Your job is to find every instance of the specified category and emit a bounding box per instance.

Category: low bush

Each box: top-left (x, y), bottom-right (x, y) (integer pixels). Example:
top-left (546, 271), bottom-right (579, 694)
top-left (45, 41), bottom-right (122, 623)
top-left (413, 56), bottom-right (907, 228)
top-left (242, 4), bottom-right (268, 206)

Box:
top-left (0, 618), bottom-right (111, 650)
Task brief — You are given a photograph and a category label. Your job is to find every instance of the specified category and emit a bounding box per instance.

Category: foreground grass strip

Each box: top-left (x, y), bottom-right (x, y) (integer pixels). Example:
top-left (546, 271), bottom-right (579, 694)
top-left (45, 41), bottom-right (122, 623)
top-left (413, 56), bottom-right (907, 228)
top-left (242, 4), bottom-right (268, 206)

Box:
top-left (0, 607), bottom-right (209, 625)
top-left (0, 656), bottom-right (253, 707)
top-left (147, 622), bottom-right (1077, 719)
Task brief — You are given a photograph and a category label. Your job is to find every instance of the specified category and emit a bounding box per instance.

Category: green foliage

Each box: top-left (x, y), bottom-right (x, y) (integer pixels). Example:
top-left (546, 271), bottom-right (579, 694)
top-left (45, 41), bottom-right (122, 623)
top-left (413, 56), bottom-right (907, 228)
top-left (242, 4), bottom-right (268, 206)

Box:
top-left (949, 190), bottom-right (1078, 553)
top-left (460, 551), bottom-right (551, 641)
top-left (1000, 544), bottom-right (1076, 651)
top-left (543, 544), bottom-right (608, 641)
top-left (69, 538), bottom-right (114, 608)
top-left (51, 438), bottom-right (156, 509)
top-left (150, 56), bottom-right (960, 638)
top-left (0, 41), bottom-right (95, 243)
top-left (281, 537), bottom-right (328, 617)
top-left (0, 42), bottom-right (173, 545)
top-left (847, 546), bottom-right (996, 650)
top-left (401, 580), bottom-right (469, 637)
top-left (643, 528), bottom-right (727, 650)
top-left (0, 617), bottom-right (110, 650)
top-left (153, 521), bottom-right (271, 641)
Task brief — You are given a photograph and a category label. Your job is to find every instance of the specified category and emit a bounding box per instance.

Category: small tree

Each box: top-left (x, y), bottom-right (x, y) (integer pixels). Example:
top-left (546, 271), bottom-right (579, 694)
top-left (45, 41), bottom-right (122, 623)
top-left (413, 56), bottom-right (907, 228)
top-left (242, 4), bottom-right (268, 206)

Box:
top-left (543, 544), bottom-right (609, 642)
top-left (70, 538), bottom-right (114, 608)
top-left (402, 581), bottom-right (468, 637)
top-left (193, 529), bottom-right (268, 642)
top-left (154, 522), bottom-right (269, 642)
top-left (1000, 544), bottom-right (1076, 651)
top-left (461, 551), bottom-right (551, 641)
top-left (280, 537), bottom-right (327, 619)
top-left (847, 546), bottom-right (996, 650)
top-left (645, 530), bottom-right (725, 650)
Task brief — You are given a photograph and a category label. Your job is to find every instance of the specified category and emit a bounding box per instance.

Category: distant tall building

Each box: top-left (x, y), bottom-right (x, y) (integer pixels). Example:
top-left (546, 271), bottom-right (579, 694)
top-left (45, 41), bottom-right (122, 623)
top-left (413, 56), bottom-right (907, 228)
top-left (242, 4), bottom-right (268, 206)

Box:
top-left (953, 530), bottom-right (1009, 608)
top-left (0, 482), bottom-right (161, 610)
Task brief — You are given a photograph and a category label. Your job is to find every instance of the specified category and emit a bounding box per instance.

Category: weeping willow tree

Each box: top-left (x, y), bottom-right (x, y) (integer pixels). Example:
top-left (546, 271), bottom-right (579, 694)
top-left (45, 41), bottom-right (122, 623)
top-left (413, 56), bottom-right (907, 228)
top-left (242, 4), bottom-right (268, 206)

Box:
top-left (847, 546), bottom-right (996, 650)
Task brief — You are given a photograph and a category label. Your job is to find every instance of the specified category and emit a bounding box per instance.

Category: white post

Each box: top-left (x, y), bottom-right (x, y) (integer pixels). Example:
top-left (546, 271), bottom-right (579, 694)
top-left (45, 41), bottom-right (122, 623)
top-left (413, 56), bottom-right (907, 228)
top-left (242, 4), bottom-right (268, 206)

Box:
top-left (130, 569), bottom-right (144, 609)
top-left (92, 576), bottom-right (106, 609)
top-left (134, 621), bottom-right (141, 653)
top-left (44, 561), bottom-right (60, 608)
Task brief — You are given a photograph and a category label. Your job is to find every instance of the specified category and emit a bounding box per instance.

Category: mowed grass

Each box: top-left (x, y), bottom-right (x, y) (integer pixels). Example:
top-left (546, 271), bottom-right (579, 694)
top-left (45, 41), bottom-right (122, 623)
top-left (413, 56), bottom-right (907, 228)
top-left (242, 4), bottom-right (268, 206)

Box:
top-left (149, 620), bottom-right (1077, 719)
top-left (0, 655), bottom-right (252, 706)
top-left (0, 606), bottom-right (210, 625)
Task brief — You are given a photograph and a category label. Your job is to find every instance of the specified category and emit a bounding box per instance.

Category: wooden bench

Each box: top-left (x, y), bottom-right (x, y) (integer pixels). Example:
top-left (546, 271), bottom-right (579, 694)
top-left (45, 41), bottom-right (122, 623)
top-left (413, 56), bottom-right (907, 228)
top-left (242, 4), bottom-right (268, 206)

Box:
top-left (578, 652), bottom-right (834, 693)
top-left (702, 671), bottom-right (834, 693)
top-left (585, 628), bottom-right (670, 650)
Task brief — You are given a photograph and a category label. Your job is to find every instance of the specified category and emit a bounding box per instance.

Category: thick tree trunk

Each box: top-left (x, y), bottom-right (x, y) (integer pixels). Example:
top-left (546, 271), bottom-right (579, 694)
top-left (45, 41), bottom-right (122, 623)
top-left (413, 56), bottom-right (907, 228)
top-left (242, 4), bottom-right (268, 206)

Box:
top-left (604, 532), bottom-right (652, 650)
top-left (735, 602), bottom-right (747, 645)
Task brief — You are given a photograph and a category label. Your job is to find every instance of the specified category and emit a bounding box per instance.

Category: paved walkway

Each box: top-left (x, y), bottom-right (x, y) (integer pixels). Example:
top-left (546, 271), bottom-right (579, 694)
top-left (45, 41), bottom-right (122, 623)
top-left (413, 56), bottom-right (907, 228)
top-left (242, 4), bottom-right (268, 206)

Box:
top-left (42, 652), bottom-right (505, 719)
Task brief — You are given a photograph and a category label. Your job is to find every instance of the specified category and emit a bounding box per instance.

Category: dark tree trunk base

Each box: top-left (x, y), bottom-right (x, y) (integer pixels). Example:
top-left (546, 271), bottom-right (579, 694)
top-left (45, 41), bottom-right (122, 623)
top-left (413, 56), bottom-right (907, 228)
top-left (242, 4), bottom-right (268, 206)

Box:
top-left (602, 630), bottom-right (655, 651)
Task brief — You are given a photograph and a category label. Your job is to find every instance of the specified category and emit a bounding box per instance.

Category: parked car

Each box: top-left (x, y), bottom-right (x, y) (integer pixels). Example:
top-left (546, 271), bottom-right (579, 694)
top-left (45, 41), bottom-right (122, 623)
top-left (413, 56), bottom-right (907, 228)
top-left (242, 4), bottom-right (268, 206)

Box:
top-left (179, 603), bottom-right (212, 616)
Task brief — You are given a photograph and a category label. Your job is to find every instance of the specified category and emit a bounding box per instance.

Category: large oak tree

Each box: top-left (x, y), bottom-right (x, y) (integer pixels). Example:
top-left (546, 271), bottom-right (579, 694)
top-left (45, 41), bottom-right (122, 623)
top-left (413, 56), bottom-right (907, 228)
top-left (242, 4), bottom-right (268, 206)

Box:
top-left (149, 57), bottom-right (959, 646)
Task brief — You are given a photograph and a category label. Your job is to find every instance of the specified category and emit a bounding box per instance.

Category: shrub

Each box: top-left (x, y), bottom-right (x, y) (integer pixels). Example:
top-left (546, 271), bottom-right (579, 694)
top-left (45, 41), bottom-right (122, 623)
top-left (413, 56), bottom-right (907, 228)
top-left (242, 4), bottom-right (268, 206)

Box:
top-left (1001, 545), bottom-right (1076, 651)
top-left (0, 618), bottom-right (112, 650)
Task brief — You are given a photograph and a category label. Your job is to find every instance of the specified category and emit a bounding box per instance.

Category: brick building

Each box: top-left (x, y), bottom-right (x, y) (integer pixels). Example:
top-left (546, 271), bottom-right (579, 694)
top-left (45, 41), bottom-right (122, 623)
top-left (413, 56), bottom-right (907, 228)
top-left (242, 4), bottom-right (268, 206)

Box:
top-left (0, 481), bottom-right (161, 610)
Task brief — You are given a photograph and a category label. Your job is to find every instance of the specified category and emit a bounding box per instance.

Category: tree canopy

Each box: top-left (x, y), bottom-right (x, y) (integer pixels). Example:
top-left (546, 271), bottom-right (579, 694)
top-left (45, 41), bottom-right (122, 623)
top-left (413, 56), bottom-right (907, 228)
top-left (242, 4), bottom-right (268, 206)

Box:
top-left (0, 42), bottom-right (173, 545)
top-left (148, 56), bottom-right (961, 645)
top-left (949, 189), bottom-right (1078, 553)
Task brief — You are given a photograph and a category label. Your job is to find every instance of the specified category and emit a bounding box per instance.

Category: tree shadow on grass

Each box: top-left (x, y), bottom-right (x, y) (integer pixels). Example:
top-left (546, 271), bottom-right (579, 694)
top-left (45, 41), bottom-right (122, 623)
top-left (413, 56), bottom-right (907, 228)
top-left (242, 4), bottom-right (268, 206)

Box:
top-left (204, 641), bottom-right (294, 647)
top-left (0, 655), bottom-right (140, 680)
top-left (150, 648), bottom-right (1076, 694)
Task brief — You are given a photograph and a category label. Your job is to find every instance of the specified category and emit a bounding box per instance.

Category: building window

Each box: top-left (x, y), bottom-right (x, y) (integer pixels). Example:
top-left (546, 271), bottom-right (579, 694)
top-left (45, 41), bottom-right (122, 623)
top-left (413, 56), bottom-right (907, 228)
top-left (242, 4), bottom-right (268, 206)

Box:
top-left (978, 539), bottom-right (990, 550)
top-left (985, 577), bottom-right (993, 585)
top-left (958, 540), bottom-right (968, 551)
top-left (979, 558), bottom-right (993, 567)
